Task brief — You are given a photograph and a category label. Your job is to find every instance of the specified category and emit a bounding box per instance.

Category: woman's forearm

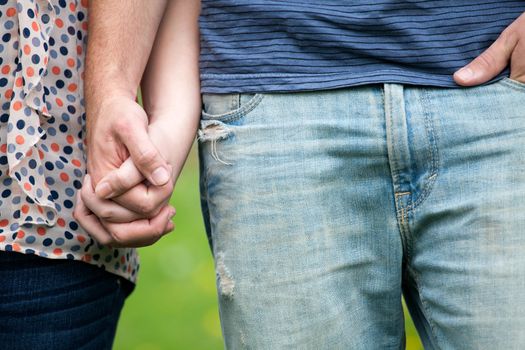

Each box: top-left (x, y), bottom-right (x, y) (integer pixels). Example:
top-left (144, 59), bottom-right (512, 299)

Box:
top-left (141, 0), bottom-right (201, 121)
top-left (140, 0), bottom-right (202, 175)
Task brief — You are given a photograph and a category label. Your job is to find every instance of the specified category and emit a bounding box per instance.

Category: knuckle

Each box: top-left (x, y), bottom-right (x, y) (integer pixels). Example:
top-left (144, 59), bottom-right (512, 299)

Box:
top-left (98, 236), bottom-right (113, 246)
top-left (135, 148), bottom-right (159, 168)
top-left (109, 229), bottom-right (126, 245)
top-left (114, 118), bottom-right (131, 135)
top-left (113, 172), bottom-right (129, 191)
top-left (136, 200), bottom-right (156, 215)
top-left (151, 225), bottom-right (165, 241)
top-left (478, 51), bottom-right (496, 68)
top-left (98, 208), bottom-right (115, 220)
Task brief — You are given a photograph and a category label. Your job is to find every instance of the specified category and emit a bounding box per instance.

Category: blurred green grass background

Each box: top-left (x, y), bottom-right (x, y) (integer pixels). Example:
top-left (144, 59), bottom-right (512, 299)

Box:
top-left (113, 145), bottom-right (424, 350)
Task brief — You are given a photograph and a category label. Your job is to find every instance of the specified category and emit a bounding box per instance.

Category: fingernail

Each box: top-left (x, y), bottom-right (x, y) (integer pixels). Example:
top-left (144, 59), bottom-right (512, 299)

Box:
top-left (151, 167), bottom-right (170, 186)
top-left (456, 67), bottom-right (474, 81)
top-left (95, 182), bottom-right (113, 199)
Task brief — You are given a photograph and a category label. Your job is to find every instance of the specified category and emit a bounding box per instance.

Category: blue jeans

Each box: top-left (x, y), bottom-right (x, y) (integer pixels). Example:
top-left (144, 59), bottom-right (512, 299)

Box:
top-left (0, 251), bottom-right (133, 349)
top-left (198, 77), bottom-right (525, 349)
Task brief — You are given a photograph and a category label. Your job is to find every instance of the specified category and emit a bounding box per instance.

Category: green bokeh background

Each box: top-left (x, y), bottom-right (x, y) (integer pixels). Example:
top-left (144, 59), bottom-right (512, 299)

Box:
top-left (113, 146), bottom-right (424, 350)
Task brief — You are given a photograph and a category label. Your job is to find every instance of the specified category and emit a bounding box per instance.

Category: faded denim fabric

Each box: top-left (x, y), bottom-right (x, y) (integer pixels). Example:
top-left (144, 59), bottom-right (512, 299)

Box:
top-left (198, 77), bottom-right (525, 349)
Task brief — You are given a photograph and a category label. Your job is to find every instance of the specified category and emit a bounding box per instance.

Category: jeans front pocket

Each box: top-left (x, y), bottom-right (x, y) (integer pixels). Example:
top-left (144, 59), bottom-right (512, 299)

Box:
top-left (498, 76), bottom-right (525, 92)
top-left (201, 93), bottom-right (265, 123)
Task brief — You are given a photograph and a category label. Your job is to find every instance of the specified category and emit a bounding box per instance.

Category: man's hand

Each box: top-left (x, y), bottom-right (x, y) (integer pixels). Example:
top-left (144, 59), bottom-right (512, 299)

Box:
top-left (86, 95), bottom-right (172, 189)
top-left (454, 12), bottom-right (525, 86)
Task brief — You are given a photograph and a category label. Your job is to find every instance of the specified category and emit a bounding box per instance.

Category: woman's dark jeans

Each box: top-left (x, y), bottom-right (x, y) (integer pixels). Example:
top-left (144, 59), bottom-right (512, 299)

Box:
top-left (0, 251), bottom-right (133, 349)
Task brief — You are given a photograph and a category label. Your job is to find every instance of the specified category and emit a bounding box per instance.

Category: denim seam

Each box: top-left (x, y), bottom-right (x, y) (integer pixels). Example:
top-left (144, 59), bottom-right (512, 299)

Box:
top-left (405, 89), bottom-right (440, 214)
top-left (498, 77), bottom-right (525, 92)
top-left (386, 85), bottom-right (401, 187)
top-left (201, 93), bottom-right (265, 123)
top-left (407, 266), bottom-right (443, 350)
top-left (386, 84), bottom-right (412, 260)
top-left (395, 193), bottom-right (412, 262)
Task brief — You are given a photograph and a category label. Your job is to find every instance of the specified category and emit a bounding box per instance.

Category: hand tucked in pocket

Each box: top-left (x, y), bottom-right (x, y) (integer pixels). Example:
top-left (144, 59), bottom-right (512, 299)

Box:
top-left (454, 12), bottom-right (525, 86)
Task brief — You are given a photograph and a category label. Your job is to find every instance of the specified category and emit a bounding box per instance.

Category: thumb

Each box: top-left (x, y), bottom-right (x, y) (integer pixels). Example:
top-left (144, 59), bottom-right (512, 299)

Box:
top-left (117, 121), bottom-right (172, 187)
top-left (454, 30), bottom-right (517, 86)
top-left (95, 157), bottom-right (167, 199)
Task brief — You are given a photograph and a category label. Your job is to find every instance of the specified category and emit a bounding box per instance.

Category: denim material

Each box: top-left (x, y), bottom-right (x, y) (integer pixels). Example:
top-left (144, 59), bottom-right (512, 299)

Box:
top-left (0, 251), bottom-right (133, 350)
top-left (198, 77), bottom-right (525, 349)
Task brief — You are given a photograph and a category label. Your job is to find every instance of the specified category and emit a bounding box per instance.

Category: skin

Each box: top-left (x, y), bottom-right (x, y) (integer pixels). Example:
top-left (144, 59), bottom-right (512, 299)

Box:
top-left (74, 0), bottom-right (201, 247)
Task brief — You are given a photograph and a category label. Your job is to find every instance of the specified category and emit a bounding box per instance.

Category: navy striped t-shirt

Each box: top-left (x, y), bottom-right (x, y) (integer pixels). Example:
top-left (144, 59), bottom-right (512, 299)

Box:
top-left (199, 0), bottom-right (525, 93)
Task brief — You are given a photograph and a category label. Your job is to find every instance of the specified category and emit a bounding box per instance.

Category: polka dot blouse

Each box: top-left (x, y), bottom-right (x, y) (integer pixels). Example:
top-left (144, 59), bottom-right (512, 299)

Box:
top-left (0, 0), bottom-right (139, 282)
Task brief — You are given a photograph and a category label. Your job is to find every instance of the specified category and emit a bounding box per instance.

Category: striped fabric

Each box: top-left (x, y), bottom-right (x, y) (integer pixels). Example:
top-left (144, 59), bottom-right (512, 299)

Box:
top-left (199, 0), bottom-right (525, 93)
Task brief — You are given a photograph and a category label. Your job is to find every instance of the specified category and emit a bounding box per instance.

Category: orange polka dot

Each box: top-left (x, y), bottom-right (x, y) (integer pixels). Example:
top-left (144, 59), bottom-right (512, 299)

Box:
top-left (0, 236), bottom-right (5, 243)
top-left (1, 65), bottom-right (10, 74)
top-left (24, 183), bottom-right (32, 191)
top-left (23, 45), bottom-right (31, 55)
top-left (83, 254), bottom-right (92, 262)
top-left (60, 172), bottom-right (69, 182)
top-left (72, 159), bottom-right (81, 167)
top-left (52, 66), bottom-right (61, 75)
top-left (6, 7), bottom-right (16, 17)
top-left (37, 227), bottom-right (46, 236)
top-left (15, 77), bottom-right (23, 87)
top-left (5, 89), bottom-right (13, 99)
top-left (43, 56), bottom-right (48, 65)
top-left (38, 149), bottom-right (44, 160)
top-left (12, 101), bottom-right (22, 111)
top-left (68, 83), bottom-right (77, 92)
top-left (26, 67), bottom-right (35, 77)
top-left (66, 135), bottom-right (74, 144)
top-left (76, 45), bottom-right (83, 55)
top-left (22, 205), bottom-right (30, 214)
top-left (67, 58), bottom-right (75, 68)
top-left (17, 230), bottom-right (25, 239)
top-left (57, 218), bottom-right (66, 227)
top-left (56, 97), bottom-right (63, 107)
top-left (25, 149), bottom-right (32, 157)
top-left (12, 244), bottom-right (21, 252)
top-left (0, 219), bottom-right (8, 227)
top-left (32, 21), bottom-right (40, 31)
top-left (0, 144), bottom-right (6, 153)
top-left (51, 143), bottom-right (60, 152)
top-left (81, 0), bottom-right (88, 7)
top-left (55, 18), bottom-right (64, 28)
top-left (37, 206), bottom-right (44, 214)
top-left (77, 235), bottom-right (86, 243)
top-left (81, 22), bottom-right (88, 31)
top-left (53, 248), bottom-right (63, 255)
top-left (70, 3), bottom-right (76, 11)
top-left (15, 135), bottom-right (25, 145)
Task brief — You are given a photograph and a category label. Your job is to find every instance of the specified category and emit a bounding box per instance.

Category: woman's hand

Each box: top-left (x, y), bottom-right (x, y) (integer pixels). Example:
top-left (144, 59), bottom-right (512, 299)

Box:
top-left (74, 173), bottom-right (176, 248)
top-left (454, 12), bottom-right (525, 85)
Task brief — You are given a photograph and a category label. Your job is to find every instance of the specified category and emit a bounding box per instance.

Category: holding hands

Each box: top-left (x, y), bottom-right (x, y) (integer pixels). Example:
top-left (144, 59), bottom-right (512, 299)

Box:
top-left (74, 0), bottom-right (201, 248)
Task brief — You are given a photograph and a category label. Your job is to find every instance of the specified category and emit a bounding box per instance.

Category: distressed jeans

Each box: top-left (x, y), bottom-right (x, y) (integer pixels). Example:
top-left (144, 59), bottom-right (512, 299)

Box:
top-left (198, 77), bottom-right (525, 349)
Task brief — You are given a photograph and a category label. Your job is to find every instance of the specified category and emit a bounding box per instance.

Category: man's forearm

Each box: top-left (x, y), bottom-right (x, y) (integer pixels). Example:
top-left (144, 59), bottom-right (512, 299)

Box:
top-left (85, 0), bottom-right (168, 105)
